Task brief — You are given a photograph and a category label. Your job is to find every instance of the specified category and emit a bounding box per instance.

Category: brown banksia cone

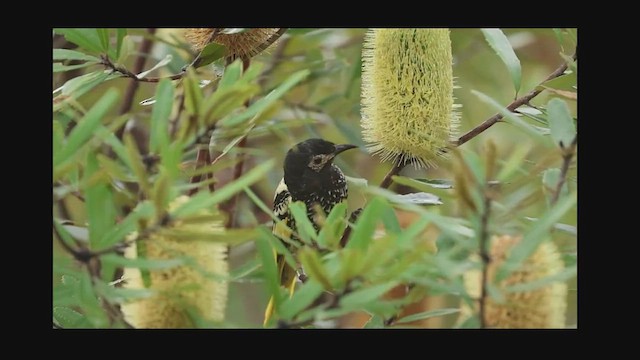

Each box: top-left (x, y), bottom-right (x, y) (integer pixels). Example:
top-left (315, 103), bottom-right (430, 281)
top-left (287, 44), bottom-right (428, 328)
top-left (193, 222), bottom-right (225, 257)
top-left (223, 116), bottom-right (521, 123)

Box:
top-left (121, 196), bottom-right (228, 328)
top-left (361, 28), bottom-right (460, 168)
top-left (184, 28), bottom-right (284, 60)
top-left (459, 235), bottom-right (568, 328)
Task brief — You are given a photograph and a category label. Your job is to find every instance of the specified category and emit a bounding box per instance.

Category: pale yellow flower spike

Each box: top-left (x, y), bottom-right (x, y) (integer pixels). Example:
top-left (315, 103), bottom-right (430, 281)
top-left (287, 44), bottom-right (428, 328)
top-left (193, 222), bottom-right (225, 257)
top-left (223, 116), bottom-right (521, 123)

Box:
top-left (361, 28), bottom-right (459, 168)
top-left (121, 196), bottom-right (228, 328)
top-left (460, 235), bottom-right (568, 328)
top-left (184, 28), bottom-right (282, 60)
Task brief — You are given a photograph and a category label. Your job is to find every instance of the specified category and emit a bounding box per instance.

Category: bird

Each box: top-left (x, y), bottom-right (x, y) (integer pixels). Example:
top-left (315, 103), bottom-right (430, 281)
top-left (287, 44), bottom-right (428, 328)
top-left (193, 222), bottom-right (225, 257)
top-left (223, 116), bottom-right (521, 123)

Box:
top-left (264, 138), bottom-right (358, 326)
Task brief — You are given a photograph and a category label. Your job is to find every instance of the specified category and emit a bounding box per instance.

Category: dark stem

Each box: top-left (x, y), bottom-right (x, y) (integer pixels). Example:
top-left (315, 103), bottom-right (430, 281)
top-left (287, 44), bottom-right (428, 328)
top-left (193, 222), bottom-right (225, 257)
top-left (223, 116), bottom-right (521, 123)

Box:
top-left (223, 58), bottom-right (252, 228)
top-left (379, 160), bottom-right (404, 189)
top-left (478, 191), bottom-right (493, 328)
top-left (550, 136), bottom-right (577, 206)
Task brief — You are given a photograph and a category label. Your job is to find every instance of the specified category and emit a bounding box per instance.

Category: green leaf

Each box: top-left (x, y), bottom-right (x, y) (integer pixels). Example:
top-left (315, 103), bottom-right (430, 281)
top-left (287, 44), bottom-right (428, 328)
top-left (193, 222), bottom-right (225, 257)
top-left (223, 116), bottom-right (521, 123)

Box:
top-left (85, 152), bottom-right (116, 246)
top-left (54, 88), bottom-right (119, 166)
top-left (496, 191), bottom-right (577, 282)
top-left (171, 160), bottom-right (274, 218)
top-left (345, 197), bottom-right (385, 250)
top-left (137, 54), bottom-right (173, 79)
top-left (115, 29), bottom-right (127, 59)
top-left (256, 236), bottom-right (282, 311)
top-left (56, 28), bottom-right (104, 54)
top-left (53, 49), bottom-right (101, 62)
top-left (123, 133), bottom-right (152, 196)
top-left (288, 201), bottom-right (318, 244)
top-left (340, 282), bottom-right (397, 308)
top-left (149, 79), bottom-right (174, 154)
top-left (392, 192), bottom-right (442, 205)
top-left (101, 253), bottom-right (187, 270)
top-left (396, 216), bottom-right (430, 250)
top-left (298, 247), bottom-right (332, 290)
top-left (547, 98), bottom-right (576, 147)
top-left (363, 314), bottom-right (385, 328)
top-left (53, 62), bottom-right (96, 73)
top-left (395, 308), bottom-right (460, 324)
top-left (481, 28), bottom-right (522, 96)
top-left (317, 202), bottom-right (348, 249)
top-left (218, 59), bottom-right (243, 90)
top-left (472, 90), bottom-right (547, 141)
top-left (221, 69), bottom-right (310, 127)
top-left (194, 43), bottom-right (227, 68)
top-left (183, 70), bottom-right (203, 116)
top-left (542, 168), bottom-right (569, 205)
top-left (379, 201), bottom-right (401, 235)
top-left (279, 280), bottom-right (324, 320)
top-left (505, 266), bottom-right (577, 293)
top-left (496, 144), bottom-right (530, 182)
top-left (97, 202), bottom-right (154, 249)
top-left (261, 227), bottom-right (297, 269)
top-left (538, 71), bottom-right (576, 92)
top-left (53, 306), bottom-right (94, 328)
top-left (96, 28), bottom-right (110, 54)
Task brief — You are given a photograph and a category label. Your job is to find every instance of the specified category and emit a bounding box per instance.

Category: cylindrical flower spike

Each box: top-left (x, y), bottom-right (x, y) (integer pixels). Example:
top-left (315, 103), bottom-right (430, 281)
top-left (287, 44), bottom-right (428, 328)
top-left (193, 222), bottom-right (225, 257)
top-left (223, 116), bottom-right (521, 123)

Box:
top-left (121, 196), bottom-right (228, 328)
top-left (361, 28), bottom-right (459, 168)
top-left (184, 28), bottom-right (282, 60)
top-left (460, 235), bottom-right (568, 328)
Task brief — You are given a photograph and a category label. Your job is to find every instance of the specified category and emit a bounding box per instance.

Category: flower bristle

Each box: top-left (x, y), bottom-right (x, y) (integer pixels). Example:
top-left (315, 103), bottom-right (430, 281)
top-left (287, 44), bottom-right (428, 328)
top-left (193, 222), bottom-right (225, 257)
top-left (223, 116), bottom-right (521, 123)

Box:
top-left (361, 28), bottom-right (459, 168)
top-left (121, 196), bottom-right (228, 328)
top-left (459, 235), bottom-right (568, 328)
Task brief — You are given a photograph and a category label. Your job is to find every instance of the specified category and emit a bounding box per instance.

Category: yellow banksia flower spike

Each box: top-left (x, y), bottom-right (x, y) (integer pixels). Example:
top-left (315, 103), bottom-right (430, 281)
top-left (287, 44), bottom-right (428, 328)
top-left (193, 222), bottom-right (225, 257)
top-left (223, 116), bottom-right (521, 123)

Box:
top-left (361, 28), bottom-right (459, 168)
top-left (121, 195), bottom-right (228, 328)
top-left (184, 28), bottom-right (283, 60)
top-left (459, 235), bottom-right (568, 328)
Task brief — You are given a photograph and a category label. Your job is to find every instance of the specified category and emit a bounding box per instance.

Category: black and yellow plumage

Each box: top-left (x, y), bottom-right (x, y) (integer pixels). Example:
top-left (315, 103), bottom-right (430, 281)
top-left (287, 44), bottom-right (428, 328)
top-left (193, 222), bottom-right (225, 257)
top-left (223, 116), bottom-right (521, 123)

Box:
top-left (264, 138), bottom-right (357, 326)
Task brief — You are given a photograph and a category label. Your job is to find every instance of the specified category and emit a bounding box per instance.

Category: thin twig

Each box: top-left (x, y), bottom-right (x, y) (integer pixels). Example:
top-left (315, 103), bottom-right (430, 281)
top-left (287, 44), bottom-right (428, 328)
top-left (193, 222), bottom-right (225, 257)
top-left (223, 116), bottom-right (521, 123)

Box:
top-left (550, 136), bottom-right (577, 206)
top-left (478, 189), bottom-right (493, 328)
top-left (379, 160), bottom-right (405, 189)
top-left (101, 55), bottom-right (185, 83)
top-left (455, 52), bottom-right (577, 147)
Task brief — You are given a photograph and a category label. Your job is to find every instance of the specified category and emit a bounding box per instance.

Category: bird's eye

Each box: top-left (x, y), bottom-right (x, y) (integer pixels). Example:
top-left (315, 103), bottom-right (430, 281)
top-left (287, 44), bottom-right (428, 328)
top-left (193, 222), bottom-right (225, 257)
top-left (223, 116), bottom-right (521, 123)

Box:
top-left (313, 157), bottom-right (323, 165)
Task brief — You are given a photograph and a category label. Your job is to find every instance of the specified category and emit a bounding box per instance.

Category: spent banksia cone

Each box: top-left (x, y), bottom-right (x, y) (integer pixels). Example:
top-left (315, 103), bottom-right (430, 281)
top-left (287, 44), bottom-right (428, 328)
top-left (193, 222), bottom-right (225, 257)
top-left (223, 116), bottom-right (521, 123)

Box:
top-left (184, 28), bottom-right (283, 60)
top-left (121, 196), bottom-right (228, 328)
top-left (361, 28), bottom-right (459, 168)
top-left (460, 235), bottom-right (568, 328)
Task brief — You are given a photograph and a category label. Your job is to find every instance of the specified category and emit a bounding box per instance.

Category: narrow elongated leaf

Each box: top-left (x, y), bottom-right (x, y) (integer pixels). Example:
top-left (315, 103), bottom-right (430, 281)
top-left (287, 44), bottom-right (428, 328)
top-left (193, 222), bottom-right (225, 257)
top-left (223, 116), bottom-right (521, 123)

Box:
top-left (53, 49), bottom-right (101, 62)
top-left (256, 236), bottom-right (282, 311)
top-left (56, 28), bottom-right (104, 54)
top-left (393, 192), bottom-right (442, 205)
top-left (505, 266), bottom-right (577, 293)
top-left (115, 29), bottom-right (127, 59)
top-left (221, 69), bottom-right (310, 127)
top-left (53, 307), bottom-right (94, 328)
top-left (288, 202), bottom-right (317, 243)
top-left (171, 160), bottom-right (274, 218)
top-left (53, 62), bottom-right (96, 73)
top-left (101, 254), bottom-right (186, 270)
top-left (97, 202), bottom-right (154, 248)
top-left (54, 88), bottom-right (119, 166)
top-left (279, 280), bottom-right (324, 320)
top-left (123, 133), bottom-right (152, 196)
top-left (345, 197), bottom-right (385, 250)
top-left (298, 248), bottom-right (332, 290)
top-left (481, 28), bottom-right (522, 95)
top-left (547, 98), bottom-right (576, 147)
top-left (317, 202), bottom-right (347, 249)
top-left (218, 59), bottom-right (243, 91)
top-left (340, 282), bottom-right (398, 308)
top-left (85, 152), bottom-right (116, 246)
top-left (96, 28), bottom-right (110, 53)
top-left (183, 71), bottom-right (203, 116)
top-left (193, 43), bottom-right (227, 68)
top-left (473, 90), bottom-right (546, 141)
top-left (496, 191), bottom-right (577, 281)
top-left (137, 54), bottom-right (173, 79)
top-left (395, 308), bottom-right (460, 324)
top-left (149, 79), bottom-right (174, 153)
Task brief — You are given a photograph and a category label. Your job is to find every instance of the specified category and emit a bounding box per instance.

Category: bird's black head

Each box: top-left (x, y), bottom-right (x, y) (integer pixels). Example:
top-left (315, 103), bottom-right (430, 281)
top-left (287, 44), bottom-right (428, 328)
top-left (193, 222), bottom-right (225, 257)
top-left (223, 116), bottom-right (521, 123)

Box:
top-left (283, 138), bottom-right (357, 195)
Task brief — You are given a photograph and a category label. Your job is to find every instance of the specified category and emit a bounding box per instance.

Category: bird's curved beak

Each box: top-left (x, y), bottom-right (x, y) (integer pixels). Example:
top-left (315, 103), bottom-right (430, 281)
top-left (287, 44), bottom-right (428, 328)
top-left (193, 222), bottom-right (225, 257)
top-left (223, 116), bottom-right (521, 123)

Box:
top-left (333, 144), bottom-right (358, 156)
